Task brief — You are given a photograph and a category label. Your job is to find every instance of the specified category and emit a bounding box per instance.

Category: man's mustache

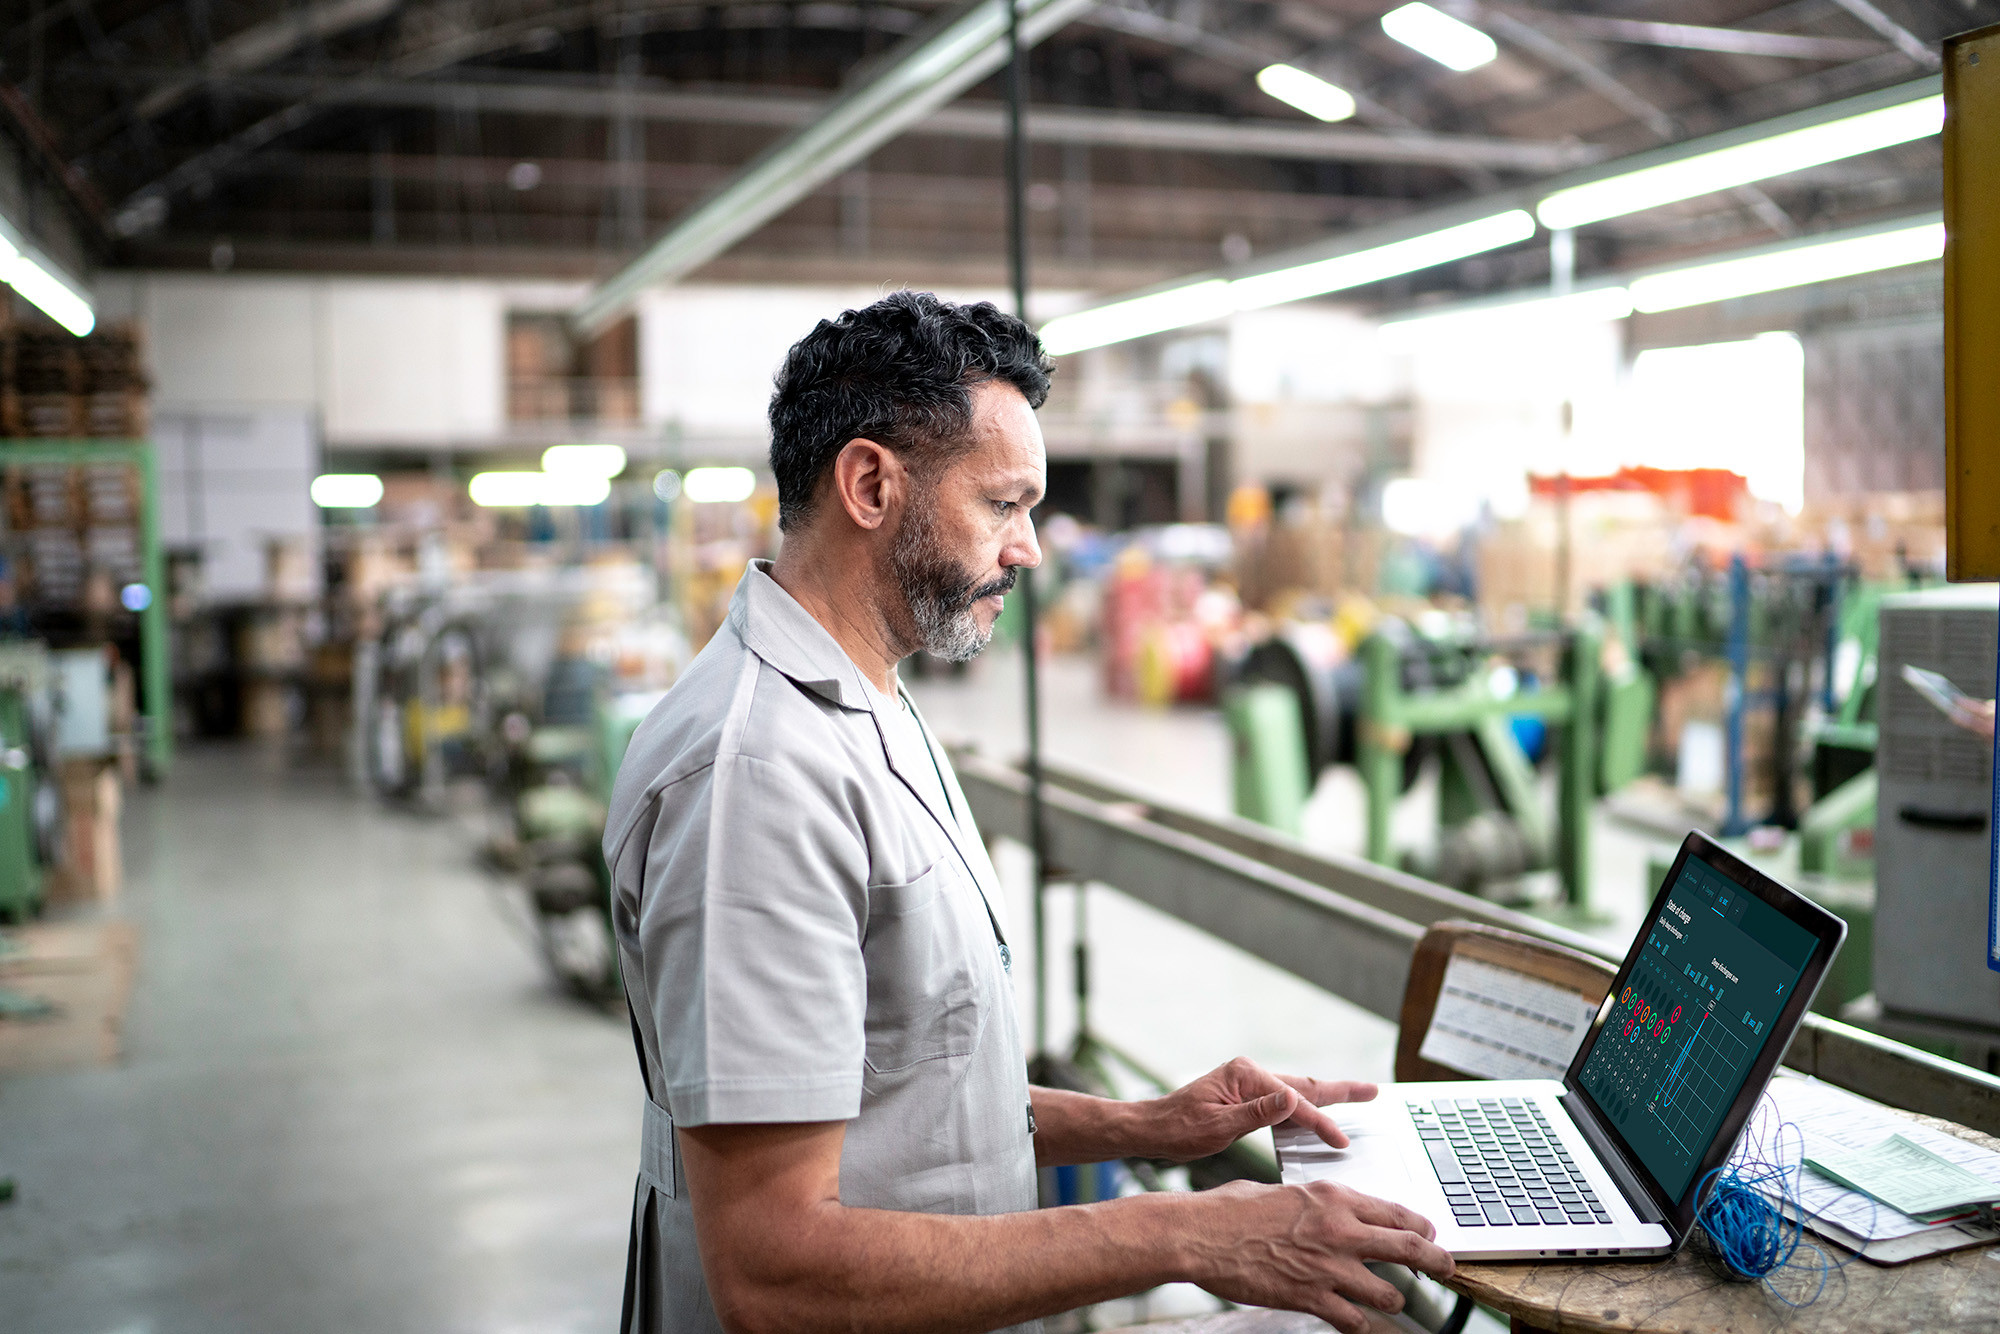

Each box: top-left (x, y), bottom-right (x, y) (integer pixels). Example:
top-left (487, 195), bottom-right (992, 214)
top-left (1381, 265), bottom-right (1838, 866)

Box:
top-left (969, 568), bottom-right (1018, 602)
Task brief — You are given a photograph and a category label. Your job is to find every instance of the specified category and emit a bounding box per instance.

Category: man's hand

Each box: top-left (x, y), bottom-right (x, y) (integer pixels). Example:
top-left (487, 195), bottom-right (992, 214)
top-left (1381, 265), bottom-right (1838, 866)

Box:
top-left (1186, 1179), bottom-right (1455, 1334)
top-left (1138, 1057), bottom-right (1376, 1162)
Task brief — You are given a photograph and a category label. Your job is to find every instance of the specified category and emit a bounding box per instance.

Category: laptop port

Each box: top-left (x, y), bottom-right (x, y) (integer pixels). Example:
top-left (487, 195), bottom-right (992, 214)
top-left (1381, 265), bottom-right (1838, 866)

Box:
top-left (1557, 1249), bottom-right (1577, 1256)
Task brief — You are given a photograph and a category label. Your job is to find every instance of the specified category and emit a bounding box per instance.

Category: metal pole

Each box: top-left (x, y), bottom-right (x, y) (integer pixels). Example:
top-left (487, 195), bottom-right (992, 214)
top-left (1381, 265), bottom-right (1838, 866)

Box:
top-left (1004, 0), bottom-right (1051, 1060)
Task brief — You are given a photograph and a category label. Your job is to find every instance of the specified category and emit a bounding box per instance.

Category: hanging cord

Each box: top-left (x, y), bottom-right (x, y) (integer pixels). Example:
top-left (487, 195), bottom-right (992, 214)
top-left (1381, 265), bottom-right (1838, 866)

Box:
top-left (1690, 1100), bottom-right (1869, 1308)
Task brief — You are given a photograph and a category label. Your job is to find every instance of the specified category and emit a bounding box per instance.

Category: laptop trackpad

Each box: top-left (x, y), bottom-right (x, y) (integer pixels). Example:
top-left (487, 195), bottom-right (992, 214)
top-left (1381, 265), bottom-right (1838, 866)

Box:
top-left (1276, 1102), bottom-right (1419, 1203)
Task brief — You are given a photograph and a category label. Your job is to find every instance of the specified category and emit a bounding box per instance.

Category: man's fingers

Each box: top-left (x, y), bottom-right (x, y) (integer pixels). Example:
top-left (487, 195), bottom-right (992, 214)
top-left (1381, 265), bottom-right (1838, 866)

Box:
top-left (1344, 1190), bottom-right (1438, 1242)
top-left (1284, 1097), bottom-right (1352, 1149)
top-left (1306, 1294), bottom-right (1369, 1334)
top-left (1282, 1076), bottom-right (1378, 1107)
top-left (1351, 1221), bottom-right (1456, 1279)
top-left (1237, 1087), bottom-right (1299, 1131)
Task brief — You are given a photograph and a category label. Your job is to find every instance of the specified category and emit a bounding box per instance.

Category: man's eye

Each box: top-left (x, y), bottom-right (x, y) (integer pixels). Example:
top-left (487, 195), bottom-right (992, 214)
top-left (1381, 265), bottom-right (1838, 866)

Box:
top-left (992, 500), bottom-right (1016, 516)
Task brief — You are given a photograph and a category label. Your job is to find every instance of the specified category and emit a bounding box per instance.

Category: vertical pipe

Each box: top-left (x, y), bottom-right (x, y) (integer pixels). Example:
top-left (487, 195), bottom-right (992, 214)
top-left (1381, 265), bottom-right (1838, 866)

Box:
top-left (1723, 554), bottom-right (1751, 836)
top-left (134, 440), bottom-right (171, 778)
top-left (1003, 0), bottom-right (1050, 1060)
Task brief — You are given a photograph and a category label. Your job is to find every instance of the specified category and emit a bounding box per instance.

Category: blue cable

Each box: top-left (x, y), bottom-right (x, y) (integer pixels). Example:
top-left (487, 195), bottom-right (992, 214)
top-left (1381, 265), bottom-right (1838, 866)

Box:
top-left (1691, 1110), bottom-right (1869, 1308)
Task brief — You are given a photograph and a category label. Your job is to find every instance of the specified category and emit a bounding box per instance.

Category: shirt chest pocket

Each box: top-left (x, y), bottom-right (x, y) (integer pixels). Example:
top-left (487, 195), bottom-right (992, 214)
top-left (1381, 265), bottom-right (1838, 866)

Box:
top-left (861, 858), bottom-right (985, 1073)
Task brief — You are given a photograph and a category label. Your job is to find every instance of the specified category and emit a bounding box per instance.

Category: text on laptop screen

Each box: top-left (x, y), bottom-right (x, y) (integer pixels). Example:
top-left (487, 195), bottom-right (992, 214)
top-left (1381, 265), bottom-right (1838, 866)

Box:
top-left (1577, 854), bottom-right (1817, 1201)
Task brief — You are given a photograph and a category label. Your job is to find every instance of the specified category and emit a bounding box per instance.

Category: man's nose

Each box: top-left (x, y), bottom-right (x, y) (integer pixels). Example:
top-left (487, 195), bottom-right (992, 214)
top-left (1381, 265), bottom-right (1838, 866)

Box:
top-left (1005, 518), bottom-right (1042, 570)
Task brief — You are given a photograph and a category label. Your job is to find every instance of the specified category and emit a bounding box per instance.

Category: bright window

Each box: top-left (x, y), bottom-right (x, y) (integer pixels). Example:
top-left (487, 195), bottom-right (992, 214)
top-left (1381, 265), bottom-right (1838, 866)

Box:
top-left (1626, 333), bottom-right (1804, 513)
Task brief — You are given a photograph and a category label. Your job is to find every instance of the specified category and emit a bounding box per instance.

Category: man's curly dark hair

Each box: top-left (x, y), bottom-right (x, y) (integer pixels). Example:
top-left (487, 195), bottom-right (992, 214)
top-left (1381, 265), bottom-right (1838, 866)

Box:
top-left (768, 291), bottom-right (1052, 532)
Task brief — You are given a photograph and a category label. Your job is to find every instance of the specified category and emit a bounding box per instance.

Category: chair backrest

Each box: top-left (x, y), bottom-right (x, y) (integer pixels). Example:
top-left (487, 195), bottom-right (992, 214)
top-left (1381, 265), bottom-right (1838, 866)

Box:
top-left (1395, 920), bottom-right (1618, 1083)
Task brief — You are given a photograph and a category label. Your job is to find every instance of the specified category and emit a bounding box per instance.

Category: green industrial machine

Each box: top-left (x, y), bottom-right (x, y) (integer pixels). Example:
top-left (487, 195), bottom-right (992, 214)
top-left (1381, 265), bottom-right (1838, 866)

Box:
top-left (1229, 614), bottom-right (1653, 913)
top-left (1356, 623), bottom-right (1608, 912)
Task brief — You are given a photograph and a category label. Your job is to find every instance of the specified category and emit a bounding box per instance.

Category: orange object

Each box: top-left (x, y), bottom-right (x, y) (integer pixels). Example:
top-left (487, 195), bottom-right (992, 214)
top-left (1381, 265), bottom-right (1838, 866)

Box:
top-left (1528, 467), bottom-right (1751, 521)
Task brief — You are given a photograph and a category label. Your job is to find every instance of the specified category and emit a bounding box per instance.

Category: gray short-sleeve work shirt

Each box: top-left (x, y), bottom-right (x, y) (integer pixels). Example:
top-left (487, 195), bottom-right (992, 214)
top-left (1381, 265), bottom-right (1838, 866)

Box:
top-left (603, 561), bottom-right (1039, 1334)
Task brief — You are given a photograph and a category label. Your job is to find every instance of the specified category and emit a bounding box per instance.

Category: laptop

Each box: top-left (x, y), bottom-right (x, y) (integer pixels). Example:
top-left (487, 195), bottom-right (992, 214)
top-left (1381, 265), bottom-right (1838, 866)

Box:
top-left (1276, 831), bottom-right (1846, 1260)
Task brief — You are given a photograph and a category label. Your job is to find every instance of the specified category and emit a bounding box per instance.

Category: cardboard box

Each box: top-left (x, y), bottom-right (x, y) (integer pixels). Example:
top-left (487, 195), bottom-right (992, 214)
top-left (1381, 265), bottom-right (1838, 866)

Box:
top-left (56, 758), bottom-right (121, 902)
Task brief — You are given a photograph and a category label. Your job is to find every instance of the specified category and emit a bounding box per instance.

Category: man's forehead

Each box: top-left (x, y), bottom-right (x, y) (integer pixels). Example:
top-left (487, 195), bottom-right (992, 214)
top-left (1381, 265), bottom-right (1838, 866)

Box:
top-left (967, 381), bottom-right (1046, 471)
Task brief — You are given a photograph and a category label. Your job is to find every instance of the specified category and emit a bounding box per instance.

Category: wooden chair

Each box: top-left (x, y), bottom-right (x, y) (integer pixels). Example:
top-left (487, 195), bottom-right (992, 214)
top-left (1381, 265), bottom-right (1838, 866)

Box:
top-left (1396, 920), bottom-right (1618, 1084)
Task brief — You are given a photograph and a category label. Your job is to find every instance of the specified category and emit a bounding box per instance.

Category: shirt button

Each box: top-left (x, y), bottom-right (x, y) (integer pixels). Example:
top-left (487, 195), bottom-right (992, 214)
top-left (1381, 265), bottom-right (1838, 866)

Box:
top-left (998, 942), bottom-right (1012, 974)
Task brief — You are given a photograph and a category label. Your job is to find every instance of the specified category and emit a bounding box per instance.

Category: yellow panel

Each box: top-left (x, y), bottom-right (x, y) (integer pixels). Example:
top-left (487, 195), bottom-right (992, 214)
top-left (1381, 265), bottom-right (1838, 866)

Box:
top-left (1946, 24), bottom-right (2000, 581)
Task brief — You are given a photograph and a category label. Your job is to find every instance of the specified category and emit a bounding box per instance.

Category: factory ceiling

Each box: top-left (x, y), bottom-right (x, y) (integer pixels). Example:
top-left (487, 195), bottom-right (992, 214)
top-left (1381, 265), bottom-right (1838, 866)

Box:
top-left (1, 0), bottom-right (1989, 300)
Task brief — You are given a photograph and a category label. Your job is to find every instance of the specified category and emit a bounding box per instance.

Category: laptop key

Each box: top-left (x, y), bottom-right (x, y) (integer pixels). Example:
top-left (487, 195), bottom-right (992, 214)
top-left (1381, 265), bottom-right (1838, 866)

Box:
top-left (1539, 1210), bottom-right (1568, 1225)
top-left (1484, 1202), bottom-right (1514, 1225)
top-left (1424, 1141), bottom-right (1465, 1184)
top-left (1511, 1208), bottom-right (1541, 1225)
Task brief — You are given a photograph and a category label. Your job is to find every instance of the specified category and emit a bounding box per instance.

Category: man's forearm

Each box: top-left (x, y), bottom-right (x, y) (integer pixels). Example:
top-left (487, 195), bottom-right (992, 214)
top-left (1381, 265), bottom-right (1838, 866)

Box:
top-left (1029, 1085), bottom-right (1153, 1166)
top-left (710, 1187), bottom-right (1202, 1334)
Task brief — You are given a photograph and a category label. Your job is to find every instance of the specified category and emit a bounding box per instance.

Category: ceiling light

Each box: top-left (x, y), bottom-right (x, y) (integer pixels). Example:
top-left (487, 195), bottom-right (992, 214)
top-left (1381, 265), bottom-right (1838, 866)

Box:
top-left (468, 471), bottom-right (612, 507)
top-left (1256, 64), bottom-right (1357, 123)
top-left (1040, 212), bottom-right (1537, 354)
top-left (1229, 210), bottom-right (1535, 310)
top-left (1379, 285), bottom-right (1635, 344)
top-left (652, 469), bottom-right (683, 503)
top-left (310, 474), bottom-right (385, 508)
top-left (1039, 280), bottom-right (1234, 356)
top-left (1537, 94), bottom-right (1944, 230)
top-left (1628, 216), bottom-right (1943, 313)
top-left (1381, 2), bottom-right (1497, 72)
top-left (6, 253), bottom-right (94, 337)
top-left (681, 467), bottom-right (758, 504)
top-left (541, 443), bottom-right (628, 477)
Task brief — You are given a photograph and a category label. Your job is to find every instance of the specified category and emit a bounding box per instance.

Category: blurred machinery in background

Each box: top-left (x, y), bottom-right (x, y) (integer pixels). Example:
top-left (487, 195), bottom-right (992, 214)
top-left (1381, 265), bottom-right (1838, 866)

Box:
top-left (353, 561), bottom-right (685, 1000)
top-left (1229, 610), bottom-right (1651, 912)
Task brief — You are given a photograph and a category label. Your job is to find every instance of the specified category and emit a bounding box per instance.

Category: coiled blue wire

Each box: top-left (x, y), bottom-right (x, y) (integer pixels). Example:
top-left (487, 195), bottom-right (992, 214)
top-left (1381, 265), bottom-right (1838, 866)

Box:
top-left (1691, 1107), bottom-right (1867, 1308)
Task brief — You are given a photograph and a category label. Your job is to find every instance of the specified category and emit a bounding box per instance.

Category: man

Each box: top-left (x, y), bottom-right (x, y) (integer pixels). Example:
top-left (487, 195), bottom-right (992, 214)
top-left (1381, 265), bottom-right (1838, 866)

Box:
top-left (603, 291), bottom-right (1452, 1334)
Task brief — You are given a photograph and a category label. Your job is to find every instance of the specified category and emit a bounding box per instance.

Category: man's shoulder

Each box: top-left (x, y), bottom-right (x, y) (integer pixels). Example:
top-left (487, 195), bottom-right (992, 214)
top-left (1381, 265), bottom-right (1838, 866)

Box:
top-left (607, 625), bottom-right (874, 832)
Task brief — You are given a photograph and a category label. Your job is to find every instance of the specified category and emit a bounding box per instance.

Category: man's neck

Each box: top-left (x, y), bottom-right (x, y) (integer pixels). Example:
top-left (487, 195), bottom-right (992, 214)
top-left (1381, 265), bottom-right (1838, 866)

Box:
top-left (768, 541), bottom-right (906, 695)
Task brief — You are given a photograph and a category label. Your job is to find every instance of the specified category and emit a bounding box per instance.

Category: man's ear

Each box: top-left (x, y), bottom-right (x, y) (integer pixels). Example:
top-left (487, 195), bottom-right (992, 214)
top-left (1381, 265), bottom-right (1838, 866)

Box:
top-left (830, 438), bottom-right (907, 532)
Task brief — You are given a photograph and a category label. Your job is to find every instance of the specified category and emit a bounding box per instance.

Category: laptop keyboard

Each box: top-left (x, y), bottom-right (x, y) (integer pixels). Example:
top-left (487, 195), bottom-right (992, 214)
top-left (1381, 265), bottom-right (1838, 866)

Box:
top-left (1409, 1096), bottom-right (1612, 1229)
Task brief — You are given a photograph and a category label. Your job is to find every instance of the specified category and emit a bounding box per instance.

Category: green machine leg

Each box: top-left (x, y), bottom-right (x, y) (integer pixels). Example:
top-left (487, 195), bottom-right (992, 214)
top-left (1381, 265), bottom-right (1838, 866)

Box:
top-left (1558, 625), bottom-right (1600, 913)
top-left (0, 688), bottom-right (40, 921)
top-left (1225, 684), bottom-right (1311, 838)
top-left (1358, 632), bottom-right (1403, 866)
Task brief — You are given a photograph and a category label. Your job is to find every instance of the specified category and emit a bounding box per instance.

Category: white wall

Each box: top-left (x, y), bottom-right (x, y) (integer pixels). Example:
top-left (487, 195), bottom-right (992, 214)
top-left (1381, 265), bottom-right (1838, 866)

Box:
top-left (101, 272), bottom-right (509, 446)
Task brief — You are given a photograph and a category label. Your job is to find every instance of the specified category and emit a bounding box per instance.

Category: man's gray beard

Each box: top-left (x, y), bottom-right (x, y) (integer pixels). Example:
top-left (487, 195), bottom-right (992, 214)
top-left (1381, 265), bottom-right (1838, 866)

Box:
top-left (890, 497), bottom-right (1015, 664)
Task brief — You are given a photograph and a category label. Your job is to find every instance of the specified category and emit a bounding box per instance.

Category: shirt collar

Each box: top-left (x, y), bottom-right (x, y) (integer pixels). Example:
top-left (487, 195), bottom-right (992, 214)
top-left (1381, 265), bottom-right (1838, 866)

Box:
top-left (728, 559), bottom-right (880, 712)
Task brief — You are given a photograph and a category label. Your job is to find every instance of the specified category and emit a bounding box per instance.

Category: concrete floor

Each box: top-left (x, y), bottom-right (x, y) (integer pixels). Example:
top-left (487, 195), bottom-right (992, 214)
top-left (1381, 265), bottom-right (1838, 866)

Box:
top-left (0, 747), bottom-right (638, 1333)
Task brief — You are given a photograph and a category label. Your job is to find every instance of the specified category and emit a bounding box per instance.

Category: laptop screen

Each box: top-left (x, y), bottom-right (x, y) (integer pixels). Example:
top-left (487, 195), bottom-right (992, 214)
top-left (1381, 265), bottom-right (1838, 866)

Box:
top-left (1574, 851), bottom-right (1820, 1202)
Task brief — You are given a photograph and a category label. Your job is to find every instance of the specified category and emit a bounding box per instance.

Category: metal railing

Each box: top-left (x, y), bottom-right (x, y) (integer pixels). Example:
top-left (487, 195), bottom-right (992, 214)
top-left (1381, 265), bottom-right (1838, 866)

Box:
top-left (950, 748), bottom-right (2000, 1137)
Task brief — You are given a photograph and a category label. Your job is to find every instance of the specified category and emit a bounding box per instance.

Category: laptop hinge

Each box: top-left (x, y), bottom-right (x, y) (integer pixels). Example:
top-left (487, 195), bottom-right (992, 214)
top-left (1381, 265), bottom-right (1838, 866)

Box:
top-left (1560, 1093), bottom-right (1666, 1225)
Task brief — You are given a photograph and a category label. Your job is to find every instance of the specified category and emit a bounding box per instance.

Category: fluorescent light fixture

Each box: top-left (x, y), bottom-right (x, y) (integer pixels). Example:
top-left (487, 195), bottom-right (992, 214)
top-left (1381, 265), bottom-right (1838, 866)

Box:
top-left (1041, 211), bottom-right (1537, 354)
top-left (1381, 2), bottom-right (1497, 72)
top-left (1379, 285), bottom-right (1634, 344)
top-left (468, 471), bottom-right (612, 507)
top-left (6, 253), bottom-right (94, 337)
top-left (1230, 210), bottom-right (1535, 311)
top-left (1537, 93), bottom-right (1943, 230)
top-left (310, 473), bottom-right (385, 508)
top-left (1039, 280), bottom-right (1234, 356)
top-left (1256, 64), bottom-right (1356, 123)
top-left (541, 443), bottom-right (628, 477)
top-left (1628, 217), bottom-right (1943, 313)
top-left (681, 466), bottom-right (758, 504)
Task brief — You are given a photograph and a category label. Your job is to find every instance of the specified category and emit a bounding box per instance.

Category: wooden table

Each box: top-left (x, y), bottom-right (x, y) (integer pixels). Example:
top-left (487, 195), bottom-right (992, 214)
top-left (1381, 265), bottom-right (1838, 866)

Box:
top-left (1448, 1112), bottom-right (2000, 1334)
top-left (1123, 1114), bottom-right (2000, 1334)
